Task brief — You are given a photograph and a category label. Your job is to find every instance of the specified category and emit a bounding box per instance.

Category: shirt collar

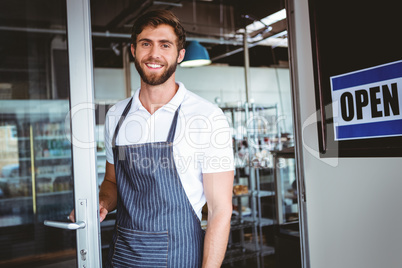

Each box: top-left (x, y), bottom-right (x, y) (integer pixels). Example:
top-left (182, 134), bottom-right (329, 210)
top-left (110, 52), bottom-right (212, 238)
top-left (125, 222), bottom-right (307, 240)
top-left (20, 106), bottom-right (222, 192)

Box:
top-left (131, 81), bottom-right (187, 114)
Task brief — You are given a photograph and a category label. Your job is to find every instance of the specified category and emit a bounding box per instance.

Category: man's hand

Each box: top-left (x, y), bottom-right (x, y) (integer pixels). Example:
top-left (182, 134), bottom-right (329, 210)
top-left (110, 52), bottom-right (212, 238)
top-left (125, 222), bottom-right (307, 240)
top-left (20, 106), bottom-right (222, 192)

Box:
top-left (68, 161), bottom-right (116, 223)
top-left (68, 204), bottom-right (109, 223)
top-left (99, 203), bottom-right (109, 222)
top-left (68, 209), bottom-right (75, 222)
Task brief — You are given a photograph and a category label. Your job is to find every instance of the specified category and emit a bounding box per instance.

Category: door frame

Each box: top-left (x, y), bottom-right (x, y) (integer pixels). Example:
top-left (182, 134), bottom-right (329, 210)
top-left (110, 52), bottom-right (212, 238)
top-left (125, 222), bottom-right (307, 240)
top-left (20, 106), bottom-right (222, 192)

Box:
top-left (285, 0), bottom-right (311, 267)
top-left (67, 0), bottom-right (102, 266)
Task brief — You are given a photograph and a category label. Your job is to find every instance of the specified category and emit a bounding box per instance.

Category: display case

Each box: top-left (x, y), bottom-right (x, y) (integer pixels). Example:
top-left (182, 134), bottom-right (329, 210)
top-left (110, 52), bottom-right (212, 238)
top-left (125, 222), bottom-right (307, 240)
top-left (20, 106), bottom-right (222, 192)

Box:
top-left (273, 147), bottom-right (298, 226)
top-left (0, 100), bottom-right (76, 262)
top-left (272, 147), bottom-right (301, 268)
top-left (0, 100), bottom-right (74, 227)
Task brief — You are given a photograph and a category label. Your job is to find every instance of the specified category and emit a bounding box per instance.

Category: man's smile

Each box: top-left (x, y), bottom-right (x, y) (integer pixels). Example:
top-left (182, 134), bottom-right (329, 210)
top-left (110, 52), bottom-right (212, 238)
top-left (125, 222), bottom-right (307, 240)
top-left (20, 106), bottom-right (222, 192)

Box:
top-left (146, 63), bottom-right (163, 69)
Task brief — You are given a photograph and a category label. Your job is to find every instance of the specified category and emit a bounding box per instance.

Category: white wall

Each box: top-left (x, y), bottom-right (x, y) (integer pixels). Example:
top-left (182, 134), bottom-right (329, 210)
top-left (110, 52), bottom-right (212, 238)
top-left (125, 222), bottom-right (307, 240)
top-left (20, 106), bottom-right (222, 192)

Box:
top-left (292, 1), bottom-right (402, 267)
top-left (93, 68), bottom-right (126, 100)
top-left (94, 64), bottom-right (293, 134)
top-left (176, 66), bottom-right (293, 133)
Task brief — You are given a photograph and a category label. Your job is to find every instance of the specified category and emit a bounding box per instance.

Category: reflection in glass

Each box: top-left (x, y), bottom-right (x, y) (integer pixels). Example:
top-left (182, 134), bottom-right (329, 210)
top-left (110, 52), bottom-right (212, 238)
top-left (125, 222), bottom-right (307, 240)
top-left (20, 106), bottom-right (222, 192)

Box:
top-left (0, 0), bottom-right (76, 265)
top-left (279, 158), bottom-right (298, 223)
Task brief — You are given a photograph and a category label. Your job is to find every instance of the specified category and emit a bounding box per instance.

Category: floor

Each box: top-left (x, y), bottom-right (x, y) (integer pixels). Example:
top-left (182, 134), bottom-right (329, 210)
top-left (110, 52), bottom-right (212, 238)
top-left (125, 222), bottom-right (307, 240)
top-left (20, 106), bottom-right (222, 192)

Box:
top-left (222, 255), bottom-right (276, 268)
top-left (39, 259), bottom-right (76, 268)
top-left (3, 255), bottom-right (280, 268)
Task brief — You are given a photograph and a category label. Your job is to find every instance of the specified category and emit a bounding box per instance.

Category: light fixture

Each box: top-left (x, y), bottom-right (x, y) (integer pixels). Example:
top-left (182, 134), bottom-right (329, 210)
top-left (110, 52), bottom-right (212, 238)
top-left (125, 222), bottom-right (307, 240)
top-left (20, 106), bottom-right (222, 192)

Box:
top-left (180, 40), bottom-right (211, 67)
top-left (110, 42), bottom-right (120, 56)
top-left (245, 9), bottom-right (287, 33)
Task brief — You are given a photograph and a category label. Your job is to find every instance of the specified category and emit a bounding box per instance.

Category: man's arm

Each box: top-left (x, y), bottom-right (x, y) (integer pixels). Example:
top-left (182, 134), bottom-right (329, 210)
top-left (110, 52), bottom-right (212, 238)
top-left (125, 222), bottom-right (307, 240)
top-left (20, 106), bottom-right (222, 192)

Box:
top-left (202, 170), bottom-right (234, 268)
top-left (98, 161), bottom-right (117, 222)
top-left (68, 161), bottom-right (117, 223)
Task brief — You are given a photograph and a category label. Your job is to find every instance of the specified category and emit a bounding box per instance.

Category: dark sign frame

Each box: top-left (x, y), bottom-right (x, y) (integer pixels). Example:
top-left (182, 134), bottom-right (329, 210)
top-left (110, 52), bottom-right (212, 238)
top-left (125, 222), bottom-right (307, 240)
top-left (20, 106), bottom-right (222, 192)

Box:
top-left (308, 0), bottom-right (402, 157)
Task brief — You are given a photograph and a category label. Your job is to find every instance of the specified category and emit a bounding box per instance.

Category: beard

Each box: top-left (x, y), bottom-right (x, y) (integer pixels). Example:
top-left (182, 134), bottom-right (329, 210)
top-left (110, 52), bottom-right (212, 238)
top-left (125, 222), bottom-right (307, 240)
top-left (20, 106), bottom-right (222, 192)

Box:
top-left (134, 56), bottom-right (178, 86)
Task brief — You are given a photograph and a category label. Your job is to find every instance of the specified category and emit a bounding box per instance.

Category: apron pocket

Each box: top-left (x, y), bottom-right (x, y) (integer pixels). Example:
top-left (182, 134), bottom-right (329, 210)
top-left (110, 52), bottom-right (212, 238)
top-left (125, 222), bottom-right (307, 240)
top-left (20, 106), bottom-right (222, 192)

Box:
top-left (112, 225), bottom-right (168, 267)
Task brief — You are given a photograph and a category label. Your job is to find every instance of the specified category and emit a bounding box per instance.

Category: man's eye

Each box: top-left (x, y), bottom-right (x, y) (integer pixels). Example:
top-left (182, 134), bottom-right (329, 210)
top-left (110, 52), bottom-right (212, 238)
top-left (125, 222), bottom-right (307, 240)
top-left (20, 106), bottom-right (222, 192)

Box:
top-left (142, 43), bottom-right (150, 47)
top-left (162, 44), bottom-right (170, 48)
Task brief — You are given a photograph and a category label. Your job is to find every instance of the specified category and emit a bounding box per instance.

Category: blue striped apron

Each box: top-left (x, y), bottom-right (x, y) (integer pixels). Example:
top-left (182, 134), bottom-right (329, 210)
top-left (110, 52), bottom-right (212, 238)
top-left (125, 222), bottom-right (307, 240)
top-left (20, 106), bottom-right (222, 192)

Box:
top-left (105, 98), bottom-right (205, 267)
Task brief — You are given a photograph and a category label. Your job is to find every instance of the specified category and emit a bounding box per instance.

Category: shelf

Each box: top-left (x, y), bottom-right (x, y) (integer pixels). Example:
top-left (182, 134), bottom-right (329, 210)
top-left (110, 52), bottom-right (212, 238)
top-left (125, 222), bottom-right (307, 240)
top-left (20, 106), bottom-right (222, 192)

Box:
top-left (17, 137), bottom-right (30, 141)
top-left (233, 193), bottom-right (251, 198)
top-left (35, 155), bottom-right (71, 160)
top-left (37, 190), bottom-right (72, 197)
top-left (34, 136), bottom-right (66, 140)
top-left (37, 172), bottom-right (71, 178)
top-left (258, 218), bottom-right (275, 227)
top-left (247, 133), bottom-right (278, 139)
top-left (1, 173), bottom-right (72, 181)
top-left (221, 105), bottom-right (277, 113)
top-left (224, 103), bottom-right (281, 266)
top-left (9, 157), bottom-right (31, 161)
top-left (231, 215), bottom-right (253, 223)
top-left (231, 217), bottom-right (274, 227)
top-left (243, 243), bottom-right (275, 257)
top-left (222, 247), bottom-right (259, 264)
top-left (258, 190), bottom-right (275, 197)
top-left (243, 217), bottom-right (274, 227)
top-left (230, 220), bottom-right (255, 230)
top-left (0, 190), bottom-right (72, 203)
top-left (232, 190), bottom-right (275, 199)
top-left (279, 227), bottom-right (300, 238)
top-left (234, 165), bottom-right (273, 171)
top-left (1, 176), bottom-right (31, 181)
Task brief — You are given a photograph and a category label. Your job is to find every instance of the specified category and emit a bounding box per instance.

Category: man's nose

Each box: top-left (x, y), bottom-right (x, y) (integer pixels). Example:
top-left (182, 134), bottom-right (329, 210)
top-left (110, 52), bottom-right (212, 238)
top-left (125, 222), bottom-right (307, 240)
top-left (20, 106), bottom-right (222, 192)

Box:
top-left (149, 45), bottom-right (161, 58)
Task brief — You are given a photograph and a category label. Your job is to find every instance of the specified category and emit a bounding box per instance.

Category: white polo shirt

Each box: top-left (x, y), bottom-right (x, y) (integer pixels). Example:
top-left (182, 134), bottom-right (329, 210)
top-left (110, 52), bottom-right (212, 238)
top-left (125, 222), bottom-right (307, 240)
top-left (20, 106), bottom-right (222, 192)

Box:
top-left (104, 82), bottom-right (234, 220)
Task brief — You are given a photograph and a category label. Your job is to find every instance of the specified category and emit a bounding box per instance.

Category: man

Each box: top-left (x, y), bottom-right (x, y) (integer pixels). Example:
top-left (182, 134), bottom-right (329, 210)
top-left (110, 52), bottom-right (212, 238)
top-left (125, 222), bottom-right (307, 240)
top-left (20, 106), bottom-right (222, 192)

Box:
top-left (72, 9), bottom-right (234, 267)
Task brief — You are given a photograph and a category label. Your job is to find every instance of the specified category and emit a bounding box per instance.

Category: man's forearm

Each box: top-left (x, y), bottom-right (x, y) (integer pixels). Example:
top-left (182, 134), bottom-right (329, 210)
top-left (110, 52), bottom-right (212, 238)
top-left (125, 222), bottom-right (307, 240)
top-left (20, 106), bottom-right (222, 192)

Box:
top-left (202, 209), bottom-right (232, 267)
top-left (99, 179), bottom-right (117, 212)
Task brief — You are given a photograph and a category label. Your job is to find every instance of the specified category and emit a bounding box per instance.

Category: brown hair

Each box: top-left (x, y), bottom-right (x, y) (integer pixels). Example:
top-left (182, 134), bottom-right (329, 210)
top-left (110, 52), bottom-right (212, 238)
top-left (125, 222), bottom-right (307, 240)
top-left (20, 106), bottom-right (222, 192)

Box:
top-left (131, 10), bottom-right (186, 51)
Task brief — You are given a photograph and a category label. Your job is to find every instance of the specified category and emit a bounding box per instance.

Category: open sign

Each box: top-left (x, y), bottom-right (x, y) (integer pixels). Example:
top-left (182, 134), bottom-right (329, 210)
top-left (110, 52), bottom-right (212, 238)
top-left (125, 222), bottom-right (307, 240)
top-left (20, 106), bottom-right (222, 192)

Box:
top-left (331, 60), bottom-right (402, 141)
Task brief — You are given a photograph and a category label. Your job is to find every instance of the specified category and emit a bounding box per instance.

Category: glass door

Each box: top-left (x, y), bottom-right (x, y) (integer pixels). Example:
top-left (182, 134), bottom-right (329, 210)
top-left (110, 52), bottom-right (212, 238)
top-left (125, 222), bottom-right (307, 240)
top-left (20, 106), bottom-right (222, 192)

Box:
top-left (0, 0), bottom-right (101, 267)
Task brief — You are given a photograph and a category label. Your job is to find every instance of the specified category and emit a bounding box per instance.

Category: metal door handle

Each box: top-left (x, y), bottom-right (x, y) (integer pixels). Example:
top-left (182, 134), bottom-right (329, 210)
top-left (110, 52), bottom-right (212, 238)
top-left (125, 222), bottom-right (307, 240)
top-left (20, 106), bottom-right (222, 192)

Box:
top-left (44, 220), bottom-right (86, 230)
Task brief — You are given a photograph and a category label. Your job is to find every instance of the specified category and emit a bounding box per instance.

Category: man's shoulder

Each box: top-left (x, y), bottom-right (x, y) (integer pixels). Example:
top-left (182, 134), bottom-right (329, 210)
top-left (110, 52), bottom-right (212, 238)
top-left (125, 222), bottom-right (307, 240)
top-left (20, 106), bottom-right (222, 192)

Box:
top-left (182, 90), bottom-right (223, 118)
top-left (106, 96), bottom-right (133, 117)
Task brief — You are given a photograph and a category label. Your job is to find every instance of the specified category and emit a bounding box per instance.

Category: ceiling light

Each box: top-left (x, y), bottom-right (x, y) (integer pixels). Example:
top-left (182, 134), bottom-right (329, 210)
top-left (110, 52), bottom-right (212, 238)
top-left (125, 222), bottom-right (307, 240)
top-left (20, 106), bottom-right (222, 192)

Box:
top-left (257, 30), bottom-right (288, 47)
top-left (245, 9), bottom-right (286, 33)
top-left (180, 41), bottom-right (211, 67)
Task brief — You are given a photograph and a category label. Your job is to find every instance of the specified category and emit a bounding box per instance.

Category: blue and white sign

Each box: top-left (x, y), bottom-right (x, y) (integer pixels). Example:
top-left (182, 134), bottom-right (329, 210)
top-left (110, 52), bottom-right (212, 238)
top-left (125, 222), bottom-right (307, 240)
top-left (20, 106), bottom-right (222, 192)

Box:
top-left (331, 60), bottom-right (402, 141)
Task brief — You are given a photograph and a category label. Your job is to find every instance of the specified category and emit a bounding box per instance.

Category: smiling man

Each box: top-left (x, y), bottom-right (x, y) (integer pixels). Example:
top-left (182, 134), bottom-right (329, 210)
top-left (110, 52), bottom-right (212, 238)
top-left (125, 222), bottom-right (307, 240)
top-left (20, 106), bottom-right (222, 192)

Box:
top-left (99, 10), bottom-right (234, 268)
top-left (133, 24), bottom-right (181, 87)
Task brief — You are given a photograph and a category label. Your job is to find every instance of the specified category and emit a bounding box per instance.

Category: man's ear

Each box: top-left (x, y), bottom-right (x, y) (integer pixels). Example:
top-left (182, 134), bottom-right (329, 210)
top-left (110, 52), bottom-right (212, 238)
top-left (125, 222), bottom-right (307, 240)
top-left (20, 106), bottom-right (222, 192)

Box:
top-left (177, 49), bottom-right (185, 63)
top-left (131, 44), bottom-right (135, 57)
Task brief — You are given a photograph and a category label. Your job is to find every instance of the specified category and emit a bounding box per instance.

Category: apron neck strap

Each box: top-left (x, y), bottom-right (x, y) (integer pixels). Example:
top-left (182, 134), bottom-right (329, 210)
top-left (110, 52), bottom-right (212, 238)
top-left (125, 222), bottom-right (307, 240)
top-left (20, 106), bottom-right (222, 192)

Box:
top-left (112, 100), bottom-right (181, 147)
top-left (112, 98), bottom-right (133, 147)
top-left (166, 105), bottom-right (181, 143)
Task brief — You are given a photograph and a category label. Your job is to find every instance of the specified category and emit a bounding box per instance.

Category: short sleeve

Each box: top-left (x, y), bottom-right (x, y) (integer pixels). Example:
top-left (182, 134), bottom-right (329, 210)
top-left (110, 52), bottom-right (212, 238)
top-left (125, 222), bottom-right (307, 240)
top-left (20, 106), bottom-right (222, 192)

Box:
top-left (200, 109), bottom-right (234, 173)
top-left (104, 110), bottom-right (115, 164)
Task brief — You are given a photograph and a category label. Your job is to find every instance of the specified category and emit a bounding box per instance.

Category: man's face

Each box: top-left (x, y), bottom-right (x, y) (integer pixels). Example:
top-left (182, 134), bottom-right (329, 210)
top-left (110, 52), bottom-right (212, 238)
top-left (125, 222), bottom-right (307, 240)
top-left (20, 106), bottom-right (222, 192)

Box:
top-left (132, 24), bottom-right (185, 86)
